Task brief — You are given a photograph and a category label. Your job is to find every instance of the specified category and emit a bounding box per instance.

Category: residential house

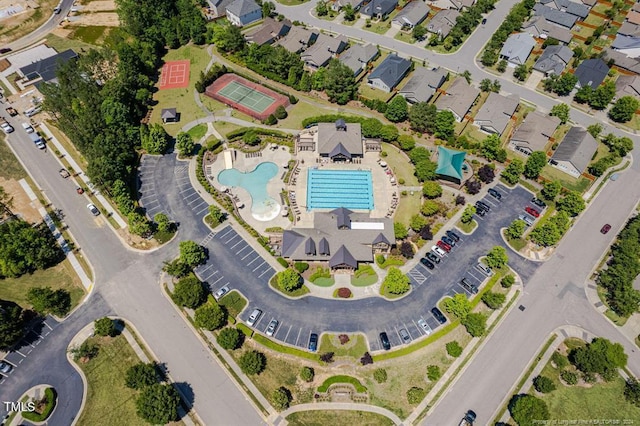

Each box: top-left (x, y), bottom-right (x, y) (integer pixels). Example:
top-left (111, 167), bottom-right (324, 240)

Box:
top-left (533, 44), bottom-right (574, 75)
top-left (399, 67), bottom-right (448, 104)
top-left (618, 21), bottom-right (640, 38)
top-left (614, 74), bottom-right (640, 100)
top-left (540, 0), bottom-right (591, 19)
top-left (427, 9), bottom-right (460, 39)
top-left (473, 92), bottom-right (520, 136)
top-left (509, 111), bottom-right (560, 155)
top-left (602, 48), bottom-right (640, 74)
top-left (427, 0), bottom-right (475, 10)
top-left (391, 1), bottom-right (430, 29)
top-left (627, 10), bottom-right (640, 25)
top-left (360, 0), bottom-right (398, 20)
top-left (275, 26), bottom-right (318, 53)
top-left (209, 0), bottom-right (235, 17)
top-left (499, 33), bottom-right (537, 65)
top-left (301, 33), bottom-right (348, 70)
top-left (245, 18), bottom-right (291, 45)
top-left (331, 0), bottom-right (367, 10)
top-left (521, 16), bottom-right (573, 44)
top-left (574, 58), bottom-right (609, 88)
top-left (435, 77), bottom-right (480, 122)
top-left (612, 35), bottom-right (640, 58)
top-left (338, 43), bottom-right (379, 77)
top-left (18, 49), bottom-right (78, 87)
top-left (549, 126), bottom-right (598, 177)
top-left (225, 0), bottom-right (262, 27)
top-left (281, 208), bottom-right (394, 271)
top-left (367, 54), bottom-right (412, 93)
top-left (533, 4), bottom-right (579, 28)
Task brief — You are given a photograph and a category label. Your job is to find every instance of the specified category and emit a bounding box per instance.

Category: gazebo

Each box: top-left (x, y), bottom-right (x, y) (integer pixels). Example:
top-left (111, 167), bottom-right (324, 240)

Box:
top-left (436, 146), bottom-right (466, 185)
top-left (161, 108), bottom-right (178, 123)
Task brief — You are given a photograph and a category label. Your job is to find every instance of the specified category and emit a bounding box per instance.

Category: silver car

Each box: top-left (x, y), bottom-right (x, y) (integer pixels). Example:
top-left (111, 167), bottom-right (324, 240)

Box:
top-left (246, 309), bottom-right (262, 327)
top-left (0, 361), bottom-right (13, 374)
top-left (417, 319), bottom-right (432, 335)
top-left (399, 328), bottom-right (411, 343)
top-left (213, 285), bottom-right (229, 301)
top-left (266, 319), bottom-right (278, 337)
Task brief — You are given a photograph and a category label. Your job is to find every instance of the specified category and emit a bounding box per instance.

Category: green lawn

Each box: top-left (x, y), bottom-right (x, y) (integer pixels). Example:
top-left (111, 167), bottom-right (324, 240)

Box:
top-left (364, 19), bottom-right (392, 35)
top-left (318, 333), bottom-right (368, 358)
top-left (359, 81), bottom-right (394, 102)
top-left (394, 191), bottom-right (421, 227)
top-left (68, 26), bottom-right (110, 45)
top-left (456, 219), bottom-right (477, 234)
top-left (539, 165), bottom-right (592, 193)
top-left (351, 273), bottom-right (378, 286)
top-left (621, 113), bottom-right (640, 131)
top-left (381, 143), bottom-right (419, 185)
top-left (394, 31), bottom-right (416, 44)
top-left (213, 121), bottom-right (243, 138)
top-left (0, 137), bottom-right (27, 180)
top-left (75, 334), bottom-right (150, 426)
top-left (186, 123), bottom-right (207, 141)
top-left (219, 290), bottom-right (247, 319)
top-left (286, 410), bottom-right (394, 426)
top-left (312, 277), bottom-right (335, 287)
top-left (43, 34), bottom-right (98, 54)
top-left (275, 101), bottom-right (321, 129)
top-left (269, 276), bottom-right (310, 297)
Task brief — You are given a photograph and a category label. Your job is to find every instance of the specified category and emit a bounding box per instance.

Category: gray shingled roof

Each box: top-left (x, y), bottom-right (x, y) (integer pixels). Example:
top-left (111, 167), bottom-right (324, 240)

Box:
top-left (19, 49), bottom-right (77, 82)
top-left (392, 1), bottom-right (430, 27)
top-left (317, 123), bottom-right (363, 157)
top-left (275, 26), bottom-right (318, 53)
top-left (319, 237), bottom-right (330, 255)
top-left (427, 9), bottom-right (460, 38)
top-left (361, 0), bottom-right (398, 17)
top-left (245, 18), bottom-right (291, 45)
top-left (305, 237), bottom-right (316, 255)
top-left (612, 34), bottom-right (640, 50)
top-left (551, 126), bottom-right (599, 174)
top-left (329, 245), bottom-right (358, 268)
top-left (435, 77), bottom-right (480, 120)
top-left (301, 33), bottom-right (348, 68)
top-left (615, 74), bottom-right (640, 99)
top-left (500, 33), bottom-right (536, 64)
top-left (161, 108), bottom-right (177, 119)
top-left (533, 4), bottom-right (578, 28)
top-left (574, 58), bottom-right (609, 88)
top-left (368, 54), bottom-right (412, 90)
top-left (533, 45), bottom-right (573, 74)
top-left (474, 92), bottom-right (520, 135)
top-left (602, 48), bottom-right (640, 74)
top-left (521, 16), bottom-right (573, 44)
top-left (339, 43), bottom-right (379, 76)
top-left (553, 0), bottom-right (590, 18)
top-left (226, 0), bottom-right (261, 17)
top-left (510, 111), bottom-right (561, 152)
top-left (399, 67), bottom-right (448, 103)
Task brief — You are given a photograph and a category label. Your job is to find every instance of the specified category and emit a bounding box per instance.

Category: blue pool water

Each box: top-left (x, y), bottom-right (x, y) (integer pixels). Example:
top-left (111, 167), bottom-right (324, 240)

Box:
top-left (307, 169), bottom-right (374, 210)
top-left (218, 162), bottom-right (280, 221)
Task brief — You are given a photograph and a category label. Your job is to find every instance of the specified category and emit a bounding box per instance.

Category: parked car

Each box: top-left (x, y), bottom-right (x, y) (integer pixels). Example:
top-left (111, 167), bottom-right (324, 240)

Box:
top-left (460, 278), bottom-right (478, 294)
top-left (380, 332), bottom-right (391, 350)
top-left (442, 235), bottom-right (455, 247)
top-left (76, 187), bottom-right (84, 195)
top-left (431, 307), bottom-right (447, 324)
top-left (399, 328), bottom-right (411, 343)
top-left (488, 188), bottom-right (502, 200)
top-left (266, 319), bottom-right (279, 337)
top-left (481, 17), bottom-right (487, 24)
top-left (518, 214), bottom-right (535, 227)
top-left (477, 200), bottom-right (491, 211)
top-left (308, 333), bottom-right (318, 352)
top-left (459, 410), bottom-right (477, 426)
top-left (86, 203), bottom-right (100, 216)
top-left (477, 261), bottom-right (494, 276)
top-left (0, 48), bottom-right (11, 54)
top-left (417, 318), bottom-right (432, 335)
top-left (246, 308), bottom-right (262, 327)
top-left (446, 229), bottom-right (460, 242)
top-left (5, 107), bottom-right (17, 116)
top-left (475, 207), bottom-right (486, 217)
top-left (531, 197), bottom-right (547, 209)
top-left (525, 206), bottom-right (540, 218)
top-left (436, 240), bottom-right (451, 252)
top-left (59, 168), bottom-right (70, 178)
top-left (431, 245), bottom-right (446, 257)
top-left (420, 257), bottom-right (435, 269)
top-left (213, 285), bottom-right (229, 301)
top-left (600, 224), bottom-right (611, 234)
top-left (1, 122), bottom-right (14, 134)
top-left (426, 251), bottom-right (441, 264)
top-left (0, 361), bottom-right (12, 374)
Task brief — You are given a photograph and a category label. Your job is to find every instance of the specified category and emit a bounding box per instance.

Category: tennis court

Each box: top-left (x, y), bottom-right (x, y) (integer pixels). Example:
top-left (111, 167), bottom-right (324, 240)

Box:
top-left (217, 81), bottom-right (276, 113)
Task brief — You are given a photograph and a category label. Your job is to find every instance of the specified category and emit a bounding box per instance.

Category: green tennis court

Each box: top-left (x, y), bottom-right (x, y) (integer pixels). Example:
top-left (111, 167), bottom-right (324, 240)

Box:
top-left (217, 81), bottom-right (276, 113)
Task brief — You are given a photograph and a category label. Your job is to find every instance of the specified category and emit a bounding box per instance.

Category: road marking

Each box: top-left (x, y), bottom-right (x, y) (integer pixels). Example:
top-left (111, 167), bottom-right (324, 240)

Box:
top-left (210, 276), bottom-right (224, 286)
top-left (283, 325), bottom-right (293, 342)
top-left (236, 245), bottom-right (250, 255)
top-left (15, 350), bottom-right (26, 357)
top-left (241, 251), bottom-right (254, 260)
top-left (247, 256), bottom-right (260, 265)
top-left (230, 240), bottom-right (243, 250)
top-left (198, 265), bottom-right (214, 275)
top-left (258, 268), bottom-right (273, 278)
top-left (219, 227), bottom-right (233, 238)
top-left (179, 187), bottom-right (195, 195)
top-left (225, 234), bottom-right (240, 244)
top-left (195, 206), bottom-right (210, 216)
top-left (252, 260), bottom-right (266, 272)
top-left (408, 268), bottom-right (426, 284)
top-left (191, 201), bottom-right (207, 210)
top-left (294, 328), bottom-right (302, 346)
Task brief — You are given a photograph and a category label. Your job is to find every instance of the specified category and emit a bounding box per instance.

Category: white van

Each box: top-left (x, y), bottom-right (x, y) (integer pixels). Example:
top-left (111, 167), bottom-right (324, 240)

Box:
top-left (21, 122), bottom-right (34, 133)
top-left (476, 260), bottom-right (494, 276)
top-left (29, 133), bottom-right (45, 149)
top-left (24, 107), bottom-right (41, 117)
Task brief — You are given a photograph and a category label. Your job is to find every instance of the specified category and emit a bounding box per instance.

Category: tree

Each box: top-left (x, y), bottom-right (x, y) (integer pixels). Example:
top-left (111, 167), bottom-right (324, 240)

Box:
top-left (172, 275), bottom-right (206, 309)
top-left (482, 291), bottom-right (506, 309)
top-left (212, 23), bottom-right (245, 53)
top-left (533, 375), bottom-right (556, 393)
top-left (461, 204), bottom-right (476, 223)
top-left (262, 0), bottom-right (275, 17)
top-left (383, 267), bottom-right (411, 295)
top-left (128, 211), bottom-right (152, 236)
top-left (523, 151), bottom-right (547, 179)
top-left (465, 179), bottom-right (481, 195)
top-left (587, 123), bottom-right (603, 139)
top-left (175, 132), bottom-right (195, 156)
top-left (397, 134), bottom-right (415, 151)
top-left (277, 269), bottom-right (302, 292)
top-left (480, 78), bottom-right (493, 92)
top-left (602, 133), bottom-right (634, 157)
top-left (501, 159), bottom-right (524, 185)
top-left (549, 104), bottom-right (570, 124)
top-left (208, 205), bottom-right (226, 225)
top-left (343, 4), bottom-right (356, 21)
top-left (163, 259), bottom-right (191, 278)
top-left (513, 64), bottom-right (530, 81)
top-left (94, 317), bottom-right (117, 337)
top-left (265, 114), bottom-right (277, 125)
top-left (70, 341), bottom-right (99, 361)
top-left (0, 219), bottom-right (62, 278)
top-left (194, 298), bottom-right (227, 330)
top-left (217, 327), bottom-right (242, 350)
top-left (385, 96), bottom-right (409, 123)
top-left (154, 213), bottom-right (171, 233)
top-left (410, 214), bottom-right (428, 232)
top-left (556, 191), bottom-right (585, 216)
top-left (589, 80), bottom-right (616, 110)
top-left (421, 199), bottom-right (440, 216)
top-left (541, 180), bottom-right (561, 201)
top-left (481, 134), bottom-right (502, 161)
top-left (300, 366), bottom-right (315, 382)
top-left (530, 222), bottom-right (561, 246)
top-left (509, 394), bottom-right (550, 426)
top-left (496, 59), bottom-right (508, 72)
top-left (482, 49), bottom-right (499, 66)
top-left (0, 300), bottom-right (24, 350)
top-left (239, 350), bottom-right (266, 375)
top-left (609, 96), bottom-right (639, 123)
top-left (400, 241), bottom-right (415, 259)
top-left (414, 159), bottom-right (438, 182)
top-left (125, 362), bottom-right (160, 389)
top-left (274, 105), bottom-right (288, 120)
top-left (407, 387), bottom-right (426, 404)
top-left (140, 123), bottom-right (170, 155)
top-left (419, 224), bottom-right (433, 240)
top-left (455, 195), bottom-right (466, 205)
top-left (443, 293), bottom-right (471, 319)
top-left (27, 287), bottom-right (71, 317)
top-left (373, 368), bottom-right (387, 383)
top-left (427, 365), bottom-right (441, 381)
top-left (409, 102), bottom-right (437, 133)
top-left (570, 337), bottom-right (627, 375)
top-left (272, 387), bottom-right (292, 410)
top-left (574, 85), bottom-right (593, 104)
top-left (136, 383), bottom-right (180, 424)
top-left (324, 59), bottom-right (357, 105)
top-left (434, 110), bottom-right (455, 140)
top-left (412, 25), bottom-right (427, 40)
top-left (486, 246), bottom-right (508, 269)
top-left (422, 181), bottom-right (443, 199)
top-left (506, 219), bottom-right (526, 239)
top-left (461, 312), bottom-right (487, 336)
top-left (461, 70), bottom-right (472, 84)
top-left (624, 378), bottom-right (640, 407)
top-left (179, 240), bottom-right (207, 267)
top-left (315, 0), bottom-right (328, 16)
top-left (501, 274), bottom-right (515, 288)
top-left (446, 341), bottom-right (463, 357)
top-left (394, 222), bottom-right (408, 240)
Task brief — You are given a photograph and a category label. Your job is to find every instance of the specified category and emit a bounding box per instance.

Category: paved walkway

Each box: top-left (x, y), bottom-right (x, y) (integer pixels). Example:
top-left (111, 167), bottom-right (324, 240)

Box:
top-left (275, 402), bottom-right (404, 425)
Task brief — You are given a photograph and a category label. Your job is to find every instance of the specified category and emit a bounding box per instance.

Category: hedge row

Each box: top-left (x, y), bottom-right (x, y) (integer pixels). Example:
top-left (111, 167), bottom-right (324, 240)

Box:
top-left (317, 375), bottom-right (367, 393)
top-left (226, 127), bottom-right (290, 141)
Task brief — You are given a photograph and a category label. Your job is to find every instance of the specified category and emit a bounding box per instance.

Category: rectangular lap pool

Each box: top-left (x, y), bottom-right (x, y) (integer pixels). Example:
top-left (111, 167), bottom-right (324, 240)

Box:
top-left (306, 169), bottom-right (374, 210)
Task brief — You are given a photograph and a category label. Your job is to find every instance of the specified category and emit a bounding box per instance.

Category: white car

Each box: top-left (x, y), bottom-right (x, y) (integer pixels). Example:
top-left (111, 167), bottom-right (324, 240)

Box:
top-left (0, 361), bottom-right (13, 374)
top-left (213, 285), bottom-right (229, 301)
top-left (265, 319), bottom-right (278, 337)
top-left (246, 309), bottom-right (262, 327)
top-left (417, 318), bottom-right (432, 335)
top-left (431, 245), bottom-right (446, 258)
top-left (22, 122), bottom-right (34, 133)
top-left (1, 122), bottom-right (14, 134)
top-left (87, 203), bottom-right (100, 216)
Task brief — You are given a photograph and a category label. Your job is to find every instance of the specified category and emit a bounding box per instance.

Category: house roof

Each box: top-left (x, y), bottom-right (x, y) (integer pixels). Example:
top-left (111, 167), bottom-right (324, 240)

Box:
top-left (361, 0), bottom-right (398, 17)
top-left (368, 54), bottom-right (412, 90)
top-left (615, 74), bottom-right (640, 99)
top-left (533, 44), bottom-right (574, 74)
top-left (336, 0), bottom-right (366, 8)
top-left (618, 21), bottom-right (640, 37)
top-left (627, 10), bottom-right (640, 25)
top-left (522, 16), bottom-right (573, 44)
top-left (474, 92), bottom-right (520, 135)
top-left (510, 111), bottom-right (561, 152)
top-left (226, 0), bottom-right (261, 16)
top-left (317, 121), bottom-right (363, 156)
top-left (275, 26), bottom-right (318, 53)
top-left (603, 48), bottom-right (640, 73)
top-left (329, 245), bottom-right (358, 268)
top-left (533, 4), bottom-right (578, 28)
top-left (399, 67), bottom-right (448, 103)
top-left (634, 2), bottom-right (640, 12)
top-left (551, 126), bottom-right (598, 174)
top-left (612, 34), bottom-right (640, 50)
top-left (574, 58), bottom-right (609, 88)
top-left (19, 49), bottom-right (77, 83)
top-left (436, 146), bottom-right (466, 181)
top-left (245, 17), bottom-right (291, 45)
top-left (339, 43), bottom-right (379, 76)
top-left (301, 33), bottom-right (348, 67)
top-left (435, 77), bottom-right (480, 120)
top-left (427, 9), bottom-right (460, 38)
top-left (500, 33), bottom-right (537, 64)
top-left (553, 0), bottom-right (590, 18)
top-left (392, 1), bottom-right (430, 27)
top-left (161, 108), bottom-right (177, 119)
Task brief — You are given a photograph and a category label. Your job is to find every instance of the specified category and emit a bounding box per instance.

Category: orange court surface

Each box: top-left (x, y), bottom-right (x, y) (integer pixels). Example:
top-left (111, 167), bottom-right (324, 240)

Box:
top-left (159, 60), bottom-right (190, 90)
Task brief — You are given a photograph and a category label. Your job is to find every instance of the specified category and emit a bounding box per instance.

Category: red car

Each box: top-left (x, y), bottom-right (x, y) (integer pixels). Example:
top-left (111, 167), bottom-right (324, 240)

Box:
top-left (601, 224), bottom-right (611, 234)
top-left (525, 206), bottom-right (540, 218)
top-left (436, 240), bottom-right (451, 252)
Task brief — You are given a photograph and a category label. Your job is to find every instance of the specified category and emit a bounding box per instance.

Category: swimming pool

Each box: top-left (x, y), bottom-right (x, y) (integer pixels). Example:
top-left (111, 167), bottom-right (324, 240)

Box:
top-left (307, 169), bottom-right (374, 210)
top-left (218, 162), bottom-right (281, 221)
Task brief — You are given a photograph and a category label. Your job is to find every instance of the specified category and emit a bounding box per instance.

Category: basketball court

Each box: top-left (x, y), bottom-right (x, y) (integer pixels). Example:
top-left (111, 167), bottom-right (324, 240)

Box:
top-left (159, 60), bottom-right (190, 90)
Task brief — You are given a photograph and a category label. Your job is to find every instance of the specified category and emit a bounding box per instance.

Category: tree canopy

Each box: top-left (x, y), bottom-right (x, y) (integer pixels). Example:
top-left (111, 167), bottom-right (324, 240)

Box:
top-left (179, 241), bottom-right (207, 268)
top-left (171, 275), bottom-right (206, 309)
top-left (485, 246), bottom-right (508, 268)
top-left (501, 159), bottom-right (524, 185)
top-left (509, 394), bottom-right (550, 426)
top-left (385, 96), bottom-right (409, 123)
top-left (383, 267), bottom-right (411, 295)
top-left (277, 269), bottom-right (302, 292)
top-left (523, 151), bottom-right (547, 179)
top-left (194, 297), bottom-right (227, 330)
top-left (135, 383), bottom-right (180, 424)
top-left (609, 96), bottom-right (639, 123)
top-left (0, 299), bottom-right (25, 351)
top-left (324, 59), bottom-right (357, 105)
top-left (0, 219), bottom-right (62, 278)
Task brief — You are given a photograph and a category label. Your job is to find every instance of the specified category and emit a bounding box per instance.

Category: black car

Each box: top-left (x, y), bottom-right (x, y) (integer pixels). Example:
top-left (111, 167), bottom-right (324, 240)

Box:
top-left (380, 332), bottom-right (391, 350)
top-left (308, 333), bottom-right (318, 352)
top-left (531, 197), bottom-right (547, 209)
top-left (477, 200), bottom-right (491, 211)
top-left (475, 206), bottom-right (486, 217)
top-left (481, 17), bottom-right (487, 24)
top-left (442, 235), bottom-right (455, 247)
top-left (431, 307), bottom-right (447, 324)
top-left (420, 257), bottom-right (435, 269)
top-left (460, 278), bottom-right (478, 294)
top-left (488, 188), bottom-right (502, 200)
top-left (446, 230), bottom-right (460, 242)
top-left (426, 251), bottom-right (441, 264)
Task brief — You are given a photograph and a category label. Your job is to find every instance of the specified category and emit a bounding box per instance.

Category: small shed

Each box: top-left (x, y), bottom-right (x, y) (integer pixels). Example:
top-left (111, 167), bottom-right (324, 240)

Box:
top-left (161, 108), bottom-right (178, 123)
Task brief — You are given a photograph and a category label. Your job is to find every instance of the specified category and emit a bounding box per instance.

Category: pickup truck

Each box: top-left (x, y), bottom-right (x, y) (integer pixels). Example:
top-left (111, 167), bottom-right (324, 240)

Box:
top-left (459, 410), bottom-right (476, 426)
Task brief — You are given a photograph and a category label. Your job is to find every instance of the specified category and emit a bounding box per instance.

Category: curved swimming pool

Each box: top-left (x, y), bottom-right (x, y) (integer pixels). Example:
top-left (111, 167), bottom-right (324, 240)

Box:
top-left (218, 162), bottom-right (281, 221)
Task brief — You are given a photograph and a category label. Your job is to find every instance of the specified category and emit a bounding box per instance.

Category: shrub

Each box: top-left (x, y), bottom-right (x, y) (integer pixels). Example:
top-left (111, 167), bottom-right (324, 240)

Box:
top-left (264, 114), bottom-right (277, 125)
top-left (275, 105), bottom-right (288, 119)
top-left (551, 351), bottom-right (569, 369)
top-left (21, 387), bottom-right (56, 423)
top-left (533, 375), bottom-right (556, 393)
top-left (171, 275), bottom-right (206, 309)
top-left (407, 387), bottom-right (426, 404)
top-left (276, 269), bottom-right (302, 292)
top-left (135, 384), bottom-right (180, 424)
top-left (294, 262), bottom-right (309, 273)
top-left (300, 366), bottom-right (315, 382)
top-left (373, 368), bottom-right (387, 383)
top-left (446, 341), bottom-right (463, 357)
top-left (217, 327), bottom-right (243, 350)
top-left (94, 317), bottom-right (117, 337)
top-left (194, 299), bottom-right (227, 331)
top-left (427, 365), bottom-right (441, 381)
top-left (125, 362), bottom-right (160, 389)
top-left (624, 378), bottom-right (640, 407)
top-left (271, 387), bottom-right (292, 410)
top-left (455, 195), bottom-right (466, 205)
top-left (509, 394), bottom-right (550, 425)
top-left (360, 352), bottom-right (373, 365)
top-left (583, 371), bottom-right (597, 383)
top-left (482, 291), bottom-right (506, 309)
top-left (276, 257), bottom-right (289, 267)
top-left (461, 312), bottom-right (487, 337)
top-left (337, 288), bottom-right (352, 298)
top-left (561, 370), bottom-right (578, 385)
top-left (320, 352), bottom-right (334, 363)
top-left (70, 341), bottom-right (99, 361)
top-left (239, 350), bottom-right (266, 375)
top-left (501, 274), bottom-right (515, 288)
top-left (338, 334), bottom-right (350, 344)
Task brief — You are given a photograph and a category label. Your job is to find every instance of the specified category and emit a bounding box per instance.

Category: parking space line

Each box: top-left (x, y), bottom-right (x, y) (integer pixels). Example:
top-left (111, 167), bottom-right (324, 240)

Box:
top-left (14, 350), bottom-right (26, 357)
top-left (236, 245), bottom-right (250, 255)
top-left (241, 251), bottom-right (255, 261)
top-left (210, 276), bottom-right (224, 286)
top-left (230, 240), bottom-right (243, 250)
top-left (182, 191), bottom-right (200, 201)
top-left (218, 227), bottom-right (233, 238)
top-left (258, 268), bottom-right (273, 278)
top-left (225, 234), bottom-right (240, 244)
top-left (44, 322), bottom-right (53, 331)
top-left (283, 325), bottom-right (293, 342)
top-left (179, 187), bottom-right (195, 195)
top-left (195, 206), bottom-right (210, 216)
top-left (468, 269), bottom-right (484, 282)
top-left (252, 260), bottom-right (266, 272)
top-left (247, 256), bottom-right (261, 266)
top-left (294, 328), bottom-right (302, 347)
top-left (198, 265), bottom-right (214, 275)
top-left (187, 197), bottom-right (204, 207)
